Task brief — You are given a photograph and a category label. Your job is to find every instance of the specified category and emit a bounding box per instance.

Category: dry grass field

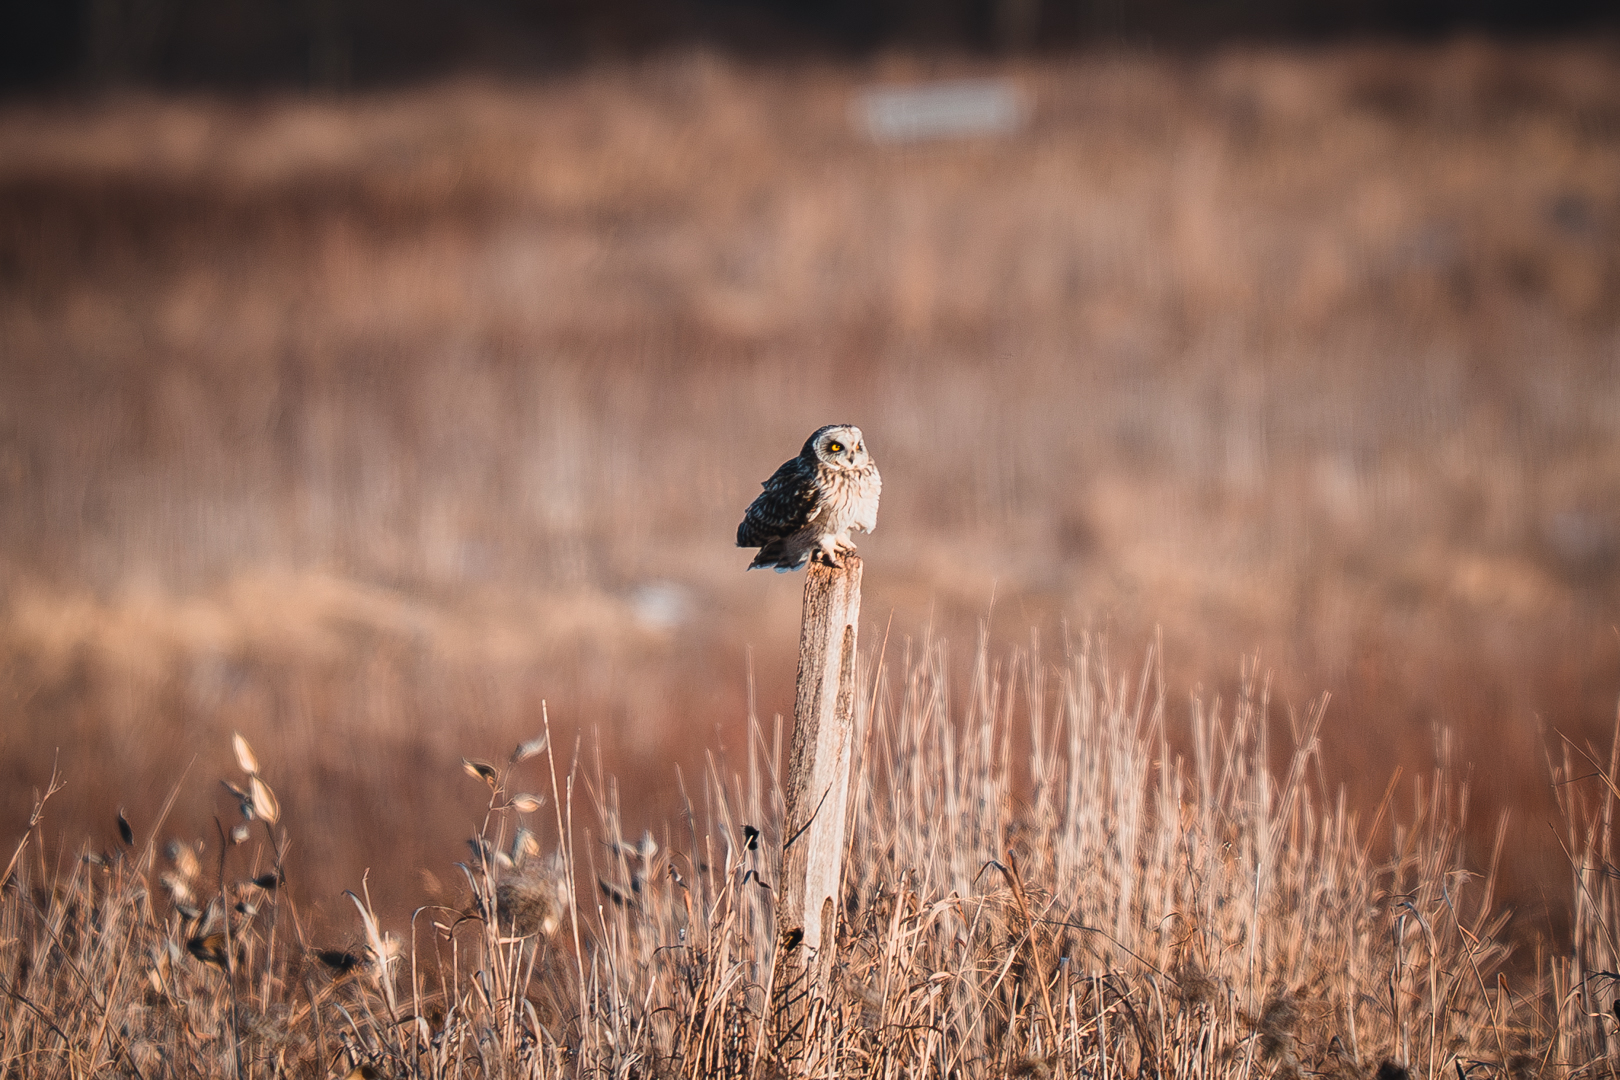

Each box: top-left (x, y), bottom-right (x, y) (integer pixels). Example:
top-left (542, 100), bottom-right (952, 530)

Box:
top-left (6, 637), bottom-right (1620, 1077)
top-left (0, 639), bottom-right (1604, 1078)
top-left (1, 38), bottom-right (1619, 969)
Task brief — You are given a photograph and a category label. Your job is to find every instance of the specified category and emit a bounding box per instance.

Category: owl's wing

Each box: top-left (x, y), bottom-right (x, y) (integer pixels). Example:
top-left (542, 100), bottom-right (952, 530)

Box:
top-left (737, 458), bottom-right (818, 547)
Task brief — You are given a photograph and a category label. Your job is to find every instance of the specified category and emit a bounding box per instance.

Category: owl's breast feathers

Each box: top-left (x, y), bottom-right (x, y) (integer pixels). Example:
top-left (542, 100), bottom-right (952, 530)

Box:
top-left (818, 461), bottom-right (881, 535)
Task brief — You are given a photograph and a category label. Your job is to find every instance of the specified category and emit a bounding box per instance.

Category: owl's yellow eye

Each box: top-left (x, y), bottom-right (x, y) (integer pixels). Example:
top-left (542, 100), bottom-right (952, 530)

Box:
top-left (828, 442), bottom-right (843, 453)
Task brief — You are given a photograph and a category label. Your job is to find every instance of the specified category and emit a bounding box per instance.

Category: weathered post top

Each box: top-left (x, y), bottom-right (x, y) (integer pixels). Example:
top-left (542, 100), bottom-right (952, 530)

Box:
top-left (778, 554), bottom-right (862, 959)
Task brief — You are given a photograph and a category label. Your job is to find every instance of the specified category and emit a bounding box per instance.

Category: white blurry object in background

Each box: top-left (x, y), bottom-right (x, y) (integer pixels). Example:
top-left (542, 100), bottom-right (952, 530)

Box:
top-left (630, 581), bottom-right (691, 632)
top-left (854, 79), bottom-right (1028, 144)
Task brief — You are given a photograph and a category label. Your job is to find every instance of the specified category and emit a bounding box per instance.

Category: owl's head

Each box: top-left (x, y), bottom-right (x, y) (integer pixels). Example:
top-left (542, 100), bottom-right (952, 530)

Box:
top-left (805, 424), bottom-right (871, 471)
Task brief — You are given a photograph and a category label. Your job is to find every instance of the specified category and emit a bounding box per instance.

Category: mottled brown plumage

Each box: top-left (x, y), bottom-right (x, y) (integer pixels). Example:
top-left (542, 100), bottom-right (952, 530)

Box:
top-left (737, 425), bottom-right (881, 571)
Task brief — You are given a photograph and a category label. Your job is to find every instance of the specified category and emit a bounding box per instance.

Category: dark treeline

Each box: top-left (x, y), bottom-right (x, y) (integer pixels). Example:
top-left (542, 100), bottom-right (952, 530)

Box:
top-left (2, 0), bottom-right (1617, 93)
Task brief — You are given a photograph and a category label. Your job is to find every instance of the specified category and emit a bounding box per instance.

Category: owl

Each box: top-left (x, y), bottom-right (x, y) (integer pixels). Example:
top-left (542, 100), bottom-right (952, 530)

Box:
top-left (737, 424), bottom-right (881, 572)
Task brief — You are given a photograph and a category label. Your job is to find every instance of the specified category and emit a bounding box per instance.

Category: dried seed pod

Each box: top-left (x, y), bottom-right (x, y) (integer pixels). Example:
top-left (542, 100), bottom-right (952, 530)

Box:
top-left (165, 839), bottom-right (201, 882)
top-left (510, 827), bottom-right (540, 865)
top-left (232, 732), bottom-right (260, 776)
top-left (221, 780), bottom-right (253, 819)
top-left (187, 933), bottom-right (229, 970)
top-left (511, 733), bottom-right (549, 763)
top-left (461, 758), bottom-right (499, 787)
top-left (248, 775), bottom-right (280, 825)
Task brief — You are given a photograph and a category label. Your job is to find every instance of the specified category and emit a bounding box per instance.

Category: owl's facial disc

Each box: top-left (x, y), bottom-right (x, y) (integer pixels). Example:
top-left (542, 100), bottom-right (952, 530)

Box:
top-left (820, 426), bottom-right (866, 469)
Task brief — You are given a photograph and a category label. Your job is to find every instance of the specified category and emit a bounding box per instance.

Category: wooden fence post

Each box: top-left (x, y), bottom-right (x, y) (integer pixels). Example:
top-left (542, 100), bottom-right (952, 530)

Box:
top-left (778, 555), bottom-right (862, 966)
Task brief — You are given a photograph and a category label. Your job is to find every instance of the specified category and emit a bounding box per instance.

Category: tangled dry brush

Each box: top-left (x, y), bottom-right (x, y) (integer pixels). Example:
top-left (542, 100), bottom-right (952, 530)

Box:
top-left (7, 637), bottom-right (1620, 1079)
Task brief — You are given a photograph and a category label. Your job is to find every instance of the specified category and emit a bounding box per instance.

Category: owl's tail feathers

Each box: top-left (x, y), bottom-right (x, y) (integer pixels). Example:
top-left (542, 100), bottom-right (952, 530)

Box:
top-left (746, 539), bottom-right (809, 572)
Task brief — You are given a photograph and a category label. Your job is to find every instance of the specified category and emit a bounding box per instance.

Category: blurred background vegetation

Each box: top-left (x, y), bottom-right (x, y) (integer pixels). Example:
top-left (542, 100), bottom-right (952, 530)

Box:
top-left (1, 0), bottom-right (1617, 92)
top-left (0, 2), bottom-right (1617, 939)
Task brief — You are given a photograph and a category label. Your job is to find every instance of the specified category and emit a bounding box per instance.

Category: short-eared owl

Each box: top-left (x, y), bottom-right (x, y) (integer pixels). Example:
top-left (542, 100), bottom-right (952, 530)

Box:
top-left (737, 424), bottom-right (881, 572)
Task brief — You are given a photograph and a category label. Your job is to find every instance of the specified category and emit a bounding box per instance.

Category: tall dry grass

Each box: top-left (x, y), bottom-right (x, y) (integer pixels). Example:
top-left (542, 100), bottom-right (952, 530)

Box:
top-left (2, 636), bottom-right (1547, 1079)
top-left (1552, 711), bottom-right (1620, 1070)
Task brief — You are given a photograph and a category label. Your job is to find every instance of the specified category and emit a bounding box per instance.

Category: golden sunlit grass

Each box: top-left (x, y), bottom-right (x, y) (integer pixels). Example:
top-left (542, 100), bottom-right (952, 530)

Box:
top-left (1, 41), bottom-right (1618, 922)
top-left (12, 636), bottom-right (1605, 1079)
